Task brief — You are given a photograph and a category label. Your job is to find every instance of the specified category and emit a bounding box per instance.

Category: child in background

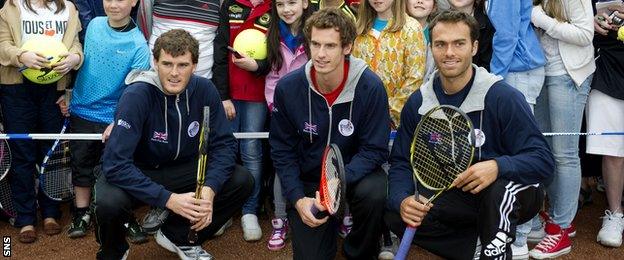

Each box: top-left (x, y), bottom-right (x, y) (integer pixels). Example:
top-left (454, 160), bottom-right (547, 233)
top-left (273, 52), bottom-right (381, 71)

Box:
top-left (63, 0), bottom-right (151, 242)
top-left (352, 0), bottom-right (426, 129)
top-left (406, 0), bottom-right (437, 80)
top-left (352, 0), bottom-right (426, 258)
top-left (0, 0), bottom-right (83, 243)
top-left (212, 0), bottom-right (272, 242)
top-left (264, 0), bottom-right (312, 250)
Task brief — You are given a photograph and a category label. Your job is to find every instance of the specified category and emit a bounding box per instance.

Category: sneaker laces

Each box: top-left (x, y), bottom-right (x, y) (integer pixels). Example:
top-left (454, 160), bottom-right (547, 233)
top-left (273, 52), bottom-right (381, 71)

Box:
top-left (270, 219), bottom-right (287, 240)
top-left (534, 233), bottom-right (562, 251)
top-left (143, 208), bottom-right (167, 224)
top-left (601, 210), bottom-right (624, 230)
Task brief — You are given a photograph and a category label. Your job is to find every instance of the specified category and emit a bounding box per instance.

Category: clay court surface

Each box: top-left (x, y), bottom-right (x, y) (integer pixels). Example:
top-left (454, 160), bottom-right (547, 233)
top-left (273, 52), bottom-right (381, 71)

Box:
top-left (1, 191), bottom-right (623, 259)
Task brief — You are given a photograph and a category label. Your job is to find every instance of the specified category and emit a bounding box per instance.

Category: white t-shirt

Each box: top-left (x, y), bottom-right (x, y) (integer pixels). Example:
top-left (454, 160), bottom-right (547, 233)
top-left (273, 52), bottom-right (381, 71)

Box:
top-left (19, 0), bottom-right (69, 43)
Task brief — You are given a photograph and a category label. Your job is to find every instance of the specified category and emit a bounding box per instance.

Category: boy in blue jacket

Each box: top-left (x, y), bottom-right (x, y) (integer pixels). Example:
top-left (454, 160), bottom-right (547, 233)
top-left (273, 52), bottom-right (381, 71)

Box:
top-left (385, 11), bottom-right (554, 259)
top-left (269, 8), bottom-right (391, 259)
top-left (94, 29), bottom-right (253, 260)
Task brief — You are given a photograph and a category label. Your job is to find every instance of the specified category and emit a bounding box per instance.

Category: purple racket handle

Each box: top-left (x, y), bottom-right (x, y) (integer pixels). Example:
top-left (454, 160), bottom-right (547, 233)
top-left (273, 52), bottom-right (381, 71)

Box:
top-left (311, 205), bottom-right (319, 215)
top-left (395, 226), bottom-right (416, 260)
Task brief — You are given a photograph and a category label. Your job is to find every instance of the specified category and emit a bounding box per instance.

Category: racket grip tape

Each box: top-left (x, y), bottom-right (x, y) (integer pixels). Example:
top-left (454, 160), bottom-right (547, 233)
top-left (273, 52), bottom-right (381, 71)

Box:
top-left (395, 226), bottom-right (416, 260)
top-left (310, 205), bottom-right (329, 219)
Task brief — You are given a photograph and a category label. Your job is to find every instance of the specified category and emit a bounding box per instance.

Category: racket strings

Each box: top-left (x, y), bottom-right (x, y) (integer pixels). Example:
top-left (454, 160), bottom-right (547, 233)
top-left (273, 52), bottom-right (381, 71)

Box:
top-left (0, 179), bottom-right (16, 217)
top-left (0, 140), bottom-right (10, 179)
top-left (42, 141), bottom-right (73, 200)
top-left (322, 149), bottom-right (341, 213)
top-left (412, 108), bottom-right (473, 190)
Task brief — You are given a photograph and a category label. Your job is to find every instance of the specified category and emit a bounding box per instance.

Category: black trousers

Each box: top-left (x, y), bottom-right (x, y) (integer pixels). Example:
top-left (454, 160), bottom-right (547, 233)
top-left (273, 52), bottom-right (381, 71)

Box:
top-left (384, 179), bottom-right (544, 260)
top-left (288, 168), bottom-right (387, 260)
top-left (69, 115), bottom-right (108, 187)
top-left (94, 163), bottom-right (253, 260)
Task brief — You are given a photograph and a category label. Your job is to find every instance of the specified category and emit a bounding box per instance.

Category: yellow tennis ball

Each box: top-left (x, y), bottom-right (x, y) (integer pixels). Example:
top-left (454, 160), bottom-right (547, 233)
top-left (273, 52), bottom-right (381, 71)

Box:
top-left (233, 29), bottom-right (267, 59)
top-left (618, 26), bottom-right (624, 42)
top-left (20, 36), bottom-right (68, 84)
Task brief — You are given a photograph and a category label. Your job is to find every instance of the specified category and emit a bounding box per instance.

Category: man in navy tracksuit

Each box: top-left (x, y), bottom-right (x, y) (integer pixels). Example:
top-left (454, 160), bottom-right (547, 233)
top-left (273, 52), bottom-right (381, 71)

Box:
top-left (94, 29), bottom-right (252, 260)
top-left (385, 11), bottom-right (555, 259)
top-left (269, 8), bottom-right (390, 260)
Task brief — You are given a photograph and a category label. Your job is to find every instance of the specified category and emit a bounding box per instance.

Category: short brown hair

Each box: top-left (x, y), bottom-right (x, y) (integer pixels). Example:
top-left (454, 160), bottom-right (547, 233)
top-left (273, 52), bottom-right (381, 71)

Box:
top-left (303, 8), bottom-right (357, 48)
top-left (428, 10), bottom-right (480, 43)
top-left (153, 29), bottom-right (199, 63)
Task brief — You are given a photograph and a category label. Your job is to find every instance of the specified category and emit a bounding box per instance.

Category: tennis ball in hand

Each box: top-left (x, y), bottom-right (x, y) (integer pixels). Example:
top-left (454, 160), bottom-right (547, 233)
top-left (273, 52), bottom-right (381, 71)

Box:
top-left (618, 26), bottom-right (624, 42)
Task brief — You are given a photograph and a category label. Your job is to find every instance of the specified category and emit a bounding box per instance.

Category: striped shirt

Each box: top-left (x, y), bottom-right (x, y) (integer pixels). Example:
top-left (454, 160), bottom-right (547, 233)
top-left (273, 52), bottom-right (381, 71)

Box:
top-left (152, 0), bottom-right (220, 26)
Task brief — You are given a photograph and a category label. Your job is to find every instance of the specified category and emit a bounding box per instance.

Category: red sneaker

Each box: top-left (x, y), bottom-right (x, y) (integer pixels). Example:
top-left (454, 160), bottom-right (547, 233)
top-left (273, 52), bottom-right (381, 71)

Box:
top-left (529, 222), bottom-right (572, 259)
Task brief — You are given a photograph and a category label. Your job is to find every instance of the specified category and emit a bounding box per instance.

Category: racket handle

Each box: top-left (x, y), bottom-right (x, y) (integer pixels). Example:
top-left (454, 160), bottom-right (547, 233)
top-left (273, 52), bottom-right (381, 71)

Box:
top-left (188, 229), bottom-right (198, 244)
top-left (395, 227), bottom-right (416, 260)
top-left (310, 205), bottom-right (329, 219)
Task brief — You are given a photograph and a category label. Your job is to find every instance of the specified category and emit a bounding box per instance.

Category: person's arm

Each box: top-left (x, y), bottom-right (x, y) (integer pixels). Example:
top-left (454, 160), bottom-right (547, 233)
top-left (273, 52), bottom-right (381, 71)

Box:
top-left (393, 23), bottom-right (426, 125)
top-left (73, 0), bottom-right (95, 42)
top-left (0, 8), bottom-right (25, 67)
top-left (102, 88), bottom-right (172, 208)
top-left (269, 82), bottom-right (305, 205)
top-left (492, 85), bottom-right (555, 185)
top-left (212, 1), bottom-right (231, 101)
top-left (387, 94), bottom-right (421, 212)
top-left (487, 0), bottom-right (521, 77)
top-left (531, 0), bottom-right (594, 47)
top-left (67, 2), bottom-right (84, 69)
top-left (344, 75), bottom-right (391, 184)
top-left (202, 80), bottom-right (237, 194)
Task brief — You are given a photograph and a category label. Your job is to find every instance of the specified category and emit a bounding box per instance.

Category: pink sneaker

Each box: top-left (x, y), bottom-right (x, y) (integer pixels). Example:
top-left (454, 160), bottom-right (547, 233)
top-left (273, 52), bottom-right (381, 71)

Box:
top-left (338, 214), bottom-right (353, 238)
top-left (528, 222), bottom-right (572, 259)
top-left (267, 218), bottom-right (288, 251)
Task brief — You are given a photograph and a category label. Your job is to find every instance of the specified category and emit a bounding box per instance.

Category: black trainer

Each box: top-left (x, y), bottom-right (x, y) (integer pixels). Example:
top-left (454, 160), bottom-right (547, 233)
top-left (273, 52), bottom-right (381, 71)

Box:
top-left (67, 213), bottom-right (90, 238)
top-left (126, 218), bottom-right (148, 244)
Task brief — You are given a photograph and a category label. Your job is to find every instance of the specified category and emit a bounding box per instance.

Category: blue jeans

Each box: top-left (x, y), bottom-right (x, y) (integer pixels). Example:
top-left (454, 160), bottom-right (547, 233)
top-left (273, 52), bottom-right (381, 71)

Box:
top-left (0, 83), bottom-right (63, 227)
top-left (231, 100), bottom-right (267, 215)
top-left (515, 74), bottom-right (592, 245)
top-left (504, 67), bottom-right (546, 112)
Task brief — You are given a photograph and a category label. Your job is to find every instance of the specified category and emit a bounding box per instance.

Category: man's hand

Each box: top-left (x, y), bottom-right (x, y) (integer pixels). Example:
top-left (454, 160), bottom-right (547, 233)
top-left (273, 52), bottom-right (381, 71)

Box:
top-left (595, 12), bottom-right (614, 35)
top-left (55, 95), bottom-right (70, 117)
top-left (295, 197), bottom-right (328, 228)
top-left (222, 99), bottom-right (236, 121)
top-left (102, 123), bottom-right (114, 143)
top-left (232, 54), bottom-right (258, 72)
top-left (452, 160), bottom-right (498, 194)
top-left (165, 191), bottom-right (213, 227)
top-left (400, 195), bottom-right (431, 228)
top-left (190, 186), bottom-right (215, 231)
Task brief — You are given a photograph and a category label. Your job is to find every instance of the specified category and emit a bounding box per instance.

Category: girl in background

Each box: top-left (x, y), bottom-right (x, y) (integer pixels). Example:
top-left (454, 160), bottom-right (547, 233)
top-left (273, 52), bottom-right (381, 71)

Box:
top-left (0, 0), bottom-right (82, 243)
top-left (264, 0), bottom-right (311, 251)
top-left (526, 0), bottom-right (595, 258)
top-left (406, 0), bottom-right (437, 80)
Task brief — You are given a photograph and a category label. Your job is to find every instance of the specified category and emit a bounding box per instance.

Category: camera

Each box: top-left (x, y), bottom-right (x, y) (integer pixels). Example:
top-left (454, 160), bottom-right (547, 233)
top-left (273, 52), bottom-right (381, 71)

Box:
top-left (609, 10), bottom-right (624, 26)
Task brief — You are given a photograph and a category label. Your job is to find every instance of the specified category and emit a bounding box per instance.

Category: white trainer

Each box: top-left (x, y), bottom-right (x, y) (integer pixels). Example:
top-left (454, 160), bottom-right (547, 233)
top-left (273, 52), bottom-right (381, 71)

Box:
top-left (155, 229), bottom-right (214, 260)
top-left (511, 243), bottom-right (529, 260)
top-left (597, 210), bottom-right (624, 247)
top-left (241, 214), bottom-right (262, 241)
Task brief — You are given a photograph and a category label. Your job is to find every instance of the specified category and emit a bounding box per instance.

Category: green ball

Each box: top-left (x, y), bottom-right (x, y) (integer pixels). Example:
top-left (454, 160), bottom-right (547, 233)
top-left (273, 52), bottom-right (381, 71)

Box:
top-left (21, 36), bottom-right (68, 85)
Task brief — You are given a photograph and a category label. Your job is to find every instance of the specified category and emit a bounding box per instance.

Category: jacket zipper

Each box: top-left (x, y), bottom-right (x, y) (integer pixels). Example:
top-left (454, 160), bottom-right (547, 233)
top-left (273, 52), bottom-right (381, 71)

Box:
top-left (174, 94), bottom-right (182, 160)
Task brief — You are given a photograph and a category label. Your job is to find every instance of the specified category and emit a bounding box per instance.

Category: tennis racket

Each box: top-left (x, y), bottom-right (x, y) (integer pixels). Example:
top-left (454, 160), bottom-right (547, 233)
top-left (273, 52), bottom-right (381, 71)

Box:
top-left (188, 106), bottom-right (210, 243)
top-left (0, 135), bottom-right (15, 219)
top-left (39, 89), bottom-right (74, 201)
top-left (310, 144), bottom-right (347, 220)
top-left (395, 105), bottom-right (475, 260)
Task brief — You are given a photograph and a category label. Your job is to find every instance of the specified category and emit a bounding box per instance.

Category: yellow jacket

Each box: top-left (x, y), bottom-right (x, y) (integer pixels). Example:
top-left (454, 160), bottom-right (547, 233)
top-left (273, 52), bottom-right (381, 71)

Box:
top-left (0, 0), bottom-right (83, 90)
top-left (352, 17), bottom-right (425, 126)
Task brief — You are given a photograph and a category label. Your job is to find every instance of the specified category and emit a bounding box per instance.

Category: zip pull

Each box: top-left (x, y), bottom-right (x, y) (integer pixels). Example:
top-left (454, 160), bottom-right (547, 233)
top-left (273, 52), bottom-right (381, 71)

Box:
top-left (175, 94), bottom-right (180, 103)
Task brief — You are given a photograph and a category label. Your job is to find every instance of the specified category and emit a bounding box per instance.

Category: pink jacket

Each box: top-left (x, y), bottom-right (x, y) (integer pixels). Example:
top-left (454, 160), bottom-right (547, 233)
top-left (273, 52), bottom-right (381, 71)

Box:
top-left (265, 42), bottom-right (308, 109)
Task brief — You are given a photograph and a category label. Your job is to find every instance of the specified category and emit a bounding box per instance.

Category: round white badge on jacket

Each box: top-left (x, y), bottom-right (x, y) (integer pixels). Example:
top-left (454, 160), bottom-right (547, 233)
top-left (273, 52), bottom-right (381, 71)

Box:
top-left (188, 121), bottom-right (200, 137)
top-left (468, 128), bottom-right (486, 147)
top-left (338, 119), bottom-right (354, 136)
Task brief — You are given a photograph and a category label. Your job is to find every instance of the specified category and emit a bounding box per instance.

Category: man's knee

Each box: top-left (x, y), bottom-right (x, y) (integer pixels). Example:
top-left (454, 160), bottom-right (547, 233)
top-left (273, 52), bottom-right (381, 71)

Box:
top-left (230, 164), bottom-right (254, 196)
top-left (93, 180), bottom-right (131, 220)
top-left (352, 169), bottom-right (387, 206)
